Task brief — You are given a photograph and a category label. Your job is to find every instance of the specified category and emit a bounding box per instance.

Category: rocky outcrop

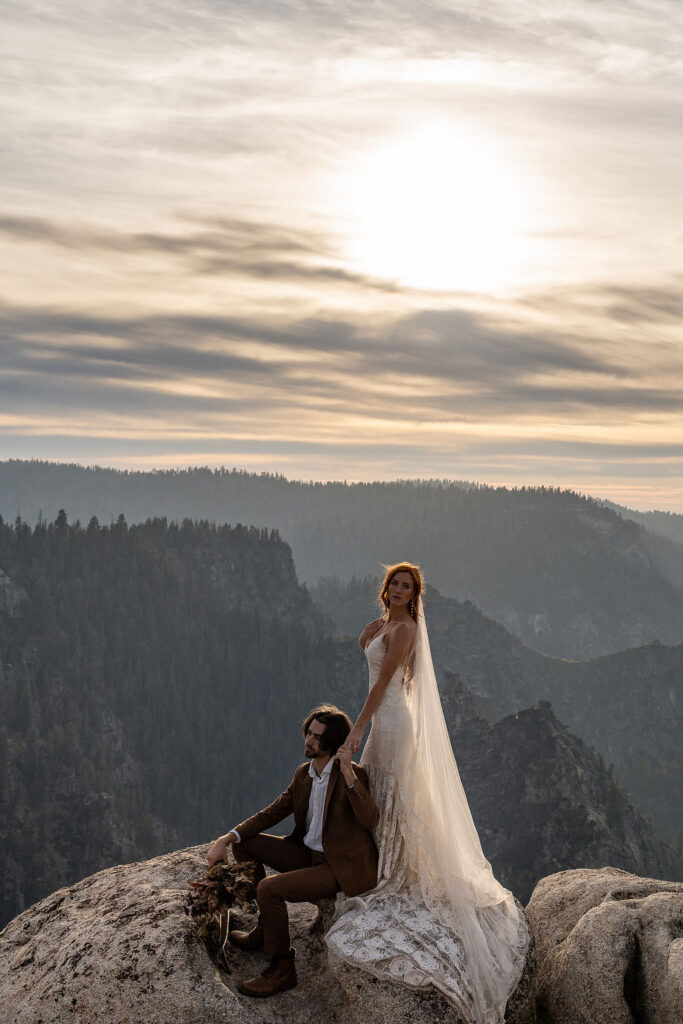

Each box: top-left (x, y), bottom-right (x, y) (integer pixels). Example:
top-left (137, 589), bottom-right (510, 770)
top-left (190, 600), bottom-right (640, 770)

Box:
top-left (0, 845), bottom-right (472, 1024)
top-left (526, 867), bottom-right (683, 1024)
top-left (2, 849), bottom-right (681, 1024)
top-left (441, 686), bottom-right (667, 902)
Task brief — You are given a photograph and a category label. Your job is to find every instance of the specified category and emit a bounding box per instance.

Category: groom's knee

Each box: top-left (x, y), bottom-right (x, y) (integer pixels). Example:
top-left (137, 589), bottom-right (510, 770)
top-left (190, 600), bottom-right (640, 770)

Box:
top-left (257, 875), bottom-right (283, 907)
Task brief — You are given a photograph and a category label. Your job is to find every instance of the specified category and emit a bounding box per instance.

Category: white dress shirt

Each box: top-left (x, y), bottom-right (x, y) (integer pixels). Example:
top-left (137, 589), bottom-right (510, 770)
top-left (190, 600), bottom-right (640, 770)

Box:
top-left (302, 757), bottom-right (335, 852)
top-left (229, 757), bottom-right (335, 851)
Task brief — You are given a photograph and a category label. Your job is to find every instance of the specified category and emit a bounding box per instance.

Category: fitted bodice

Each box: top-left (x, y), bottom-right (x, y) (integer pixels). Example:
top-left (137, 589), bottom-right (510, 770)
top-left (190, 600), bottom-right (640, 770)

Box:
top-left (364, 632), bottom-right (405, 688)
top-left (362, 633), bottom-right (413, 772)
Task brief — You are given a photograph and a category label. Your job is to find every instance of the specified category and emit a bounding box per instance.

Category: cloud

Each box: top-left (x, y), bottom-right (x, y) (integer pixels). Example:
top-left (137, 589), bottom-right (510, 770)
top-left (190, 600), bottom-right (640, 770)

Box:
top-left (603, 283), bottom-right (683, 324)
top-left (1, 290), bottom-right (681, 430)
top-left (1, 1), bottom-right (682, 508)
top-left (0, 213), bottom-right (405, 293)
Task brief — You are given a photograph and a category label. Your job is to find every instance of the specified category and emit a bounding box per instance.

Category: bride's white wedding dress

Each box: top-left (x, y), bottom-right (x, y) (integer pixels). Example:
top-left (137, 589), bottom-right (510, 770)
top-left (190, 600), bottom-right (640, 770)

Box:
top-left (326, 608), bottom-right (528, 1024)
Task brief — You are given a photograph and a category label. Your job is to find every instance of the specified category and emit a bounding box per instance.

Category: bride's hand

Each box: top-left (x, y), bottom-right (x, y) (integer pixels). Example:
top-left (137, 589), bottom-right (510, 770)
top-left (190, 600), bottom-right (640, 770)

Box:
top-left (342, 725), bottom-right (364, 756)
top-left (334, 745), bottom-right (356, 784)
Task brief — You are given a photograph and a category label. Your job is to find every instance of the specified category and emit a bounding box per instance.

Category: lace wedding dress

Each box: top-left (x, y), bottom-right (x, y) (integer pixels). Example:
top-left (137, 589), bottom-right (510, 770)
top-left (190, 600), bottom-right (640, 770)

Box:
top-left (326, 606), bottom-right (528, 1024)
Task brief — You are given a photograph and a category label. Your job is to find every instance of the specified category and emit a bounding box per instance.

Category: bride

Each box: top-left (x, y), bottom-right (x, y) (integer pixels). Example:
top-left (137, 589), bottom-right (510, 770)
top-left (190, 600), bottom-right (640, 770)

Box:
top-left (326, 563), bottom-right (528, 1024)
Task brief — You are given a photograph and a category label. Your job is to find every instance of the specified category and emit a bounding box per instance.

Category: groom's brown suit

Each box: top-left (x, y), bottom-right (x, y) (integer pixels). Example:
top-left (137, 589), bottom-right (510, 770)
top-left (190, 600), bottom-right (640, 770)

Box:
top-left (233, 759), bottom-right (379, 955)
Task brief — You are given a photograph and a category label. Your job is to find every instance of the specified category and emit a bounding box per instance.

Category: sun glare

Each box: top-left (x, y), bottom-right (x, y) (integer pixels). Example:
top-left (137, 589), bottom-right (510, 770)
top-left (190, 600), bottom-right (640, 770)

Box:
top-left (343, 124), bottom-right (536, 293)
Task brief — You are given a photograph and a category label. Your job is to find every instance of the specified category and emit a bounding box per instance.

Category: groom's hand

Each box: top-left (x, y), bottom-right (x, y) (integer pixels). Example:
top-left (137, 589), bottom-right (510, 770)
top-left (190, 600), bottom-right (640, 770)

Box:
top-left (207, 832), bottom-right (236, 867)
top-left (334, 746), bottom-right (356, 786)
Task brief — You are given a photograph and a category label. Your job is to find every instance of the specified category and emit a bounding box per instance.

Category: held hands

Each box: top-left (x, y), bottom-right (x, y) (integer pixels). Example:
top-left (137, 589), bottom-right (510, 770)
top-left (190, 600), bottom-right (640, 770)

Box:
top-left (207, 831), bottom-right (236, 867)
top-left (335, 727), bottom-right (363, 786)
top-left (334, 745), bottom-right (355, 782)
top-left (344, 725), bottom-right (364, 755)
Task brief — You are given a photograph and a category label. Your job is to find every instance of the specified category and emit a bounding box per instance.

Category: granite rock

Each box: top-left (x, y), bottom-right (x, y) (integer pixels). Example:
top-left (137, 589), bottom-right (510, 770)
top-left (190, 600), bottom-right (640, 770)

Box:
top-left (526, 866), bottom-right (683, 1024)
top-left (12, 850), bottom-right (680, 1024)
top-left (0, 845), bottom-right (472, 1024)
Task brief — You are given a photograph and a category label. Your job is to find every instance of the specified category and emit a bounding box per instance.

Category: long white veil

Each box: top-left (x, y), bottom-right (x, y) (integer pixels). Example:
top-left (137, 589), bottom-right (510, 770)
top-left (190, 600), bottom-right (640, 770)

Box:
top-left (403, 603), bottom-right (528, 1015)
top-left (405, 602), bottom-right (511, 906)
top-left (327, 599), bottom-right (528, 1024)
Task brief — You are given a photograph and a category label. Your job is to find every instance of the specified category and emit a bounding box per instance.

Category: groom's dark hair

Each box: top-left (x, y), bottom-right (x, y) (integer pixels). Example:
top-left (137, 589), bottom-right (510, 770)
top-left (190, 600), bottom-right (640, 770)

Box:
top-left (302, 704), bottom-right (353, 755)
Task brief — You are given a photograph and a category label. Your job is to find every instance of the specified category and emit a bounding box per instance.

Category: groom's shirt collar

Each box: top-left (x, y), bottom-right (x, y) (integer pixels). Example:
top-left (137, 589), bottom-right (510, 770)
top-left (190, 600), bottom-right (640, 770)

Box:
top-left (308, 757), bottom-right (334, 780)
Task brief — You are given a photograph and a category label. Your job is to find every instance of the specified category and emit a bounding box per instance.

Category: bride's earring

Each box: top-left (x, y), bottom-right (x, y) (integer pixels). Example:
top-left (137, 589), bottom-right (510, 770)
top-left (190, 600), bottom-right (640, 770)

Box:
top-left (409, 598), bottom-right (415, 616)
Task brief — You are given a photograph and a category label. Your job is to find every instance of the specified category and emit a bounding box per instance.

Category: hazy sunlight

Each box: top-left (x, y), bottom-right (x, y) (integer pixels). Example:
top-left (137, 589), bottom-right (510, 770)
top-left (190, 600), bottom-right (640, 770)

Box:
top-left (343, 124), bottom-right (536, 293)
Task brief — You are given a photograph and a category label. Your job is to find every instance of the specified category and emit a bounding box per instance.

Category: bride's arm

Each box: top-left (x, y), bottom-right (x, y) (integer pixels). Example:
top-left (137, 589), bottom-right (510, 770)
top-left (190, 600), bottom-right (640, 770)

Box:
top-left (344, 622), bottom-right (411, 749)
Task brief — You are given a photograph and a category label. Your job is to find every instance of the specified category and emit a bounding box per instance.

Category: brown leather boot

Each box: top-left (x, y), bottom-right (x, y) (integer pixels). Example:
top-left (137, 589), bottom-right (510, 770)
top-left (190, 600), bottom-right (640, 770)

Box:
top-left (237, 949), bottom-right (297, 997)
top-left (228, 923), bottom-right (265, 951)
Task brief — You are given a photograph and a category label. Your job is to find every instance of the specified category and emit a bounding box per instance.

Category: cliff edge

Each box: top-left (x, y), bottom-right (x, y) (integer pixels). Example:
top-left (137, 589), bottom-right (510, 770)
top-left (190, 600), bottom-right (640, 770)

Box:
top-left (0, 846), bottom-right (681, 1024)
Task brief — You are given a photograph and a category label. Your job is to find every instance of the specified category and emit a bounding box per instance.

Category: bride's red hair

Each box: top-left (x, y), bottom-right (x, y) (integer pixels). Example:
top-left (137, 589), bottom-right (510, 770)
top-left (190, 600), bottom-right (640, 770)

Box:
top-left (378, 562), bottom-right (423, 620)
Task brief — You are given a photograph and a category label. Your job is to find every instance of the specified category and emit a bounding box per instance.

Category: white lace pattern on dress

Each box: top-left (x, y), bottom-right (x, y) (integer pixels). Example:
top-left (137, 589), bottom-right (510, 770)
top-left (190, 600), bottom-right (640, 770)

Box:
top-left (326, 618), bottom-right (528, 1024)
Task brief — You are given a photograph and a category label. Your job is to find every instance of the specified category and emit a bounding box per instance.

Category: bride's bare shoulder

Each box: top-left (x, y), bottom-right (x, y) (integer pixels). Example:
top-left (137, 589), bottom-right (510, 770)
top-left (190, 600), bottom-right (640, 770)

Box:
top-left (386, 619), bottom-right (416, 650)
top-left (359, 617), bottom-right (385, 650)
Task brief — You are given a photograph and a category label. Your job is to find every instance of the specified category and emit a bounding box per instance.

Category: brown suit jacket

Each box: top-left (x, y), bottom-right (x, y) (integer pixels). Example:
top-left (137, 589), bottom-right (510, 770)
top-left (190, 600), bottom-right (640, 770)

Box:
top-left (235, 760), bottom-right (380, 896)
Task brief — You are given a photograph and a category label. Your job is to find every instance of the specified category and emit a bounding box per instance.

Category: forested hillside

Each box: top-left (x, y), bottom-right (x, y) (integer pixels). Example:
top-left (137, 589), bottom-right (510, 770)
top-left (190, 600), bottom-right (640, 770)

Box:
top-left (0, 513), bottom-right (341, 927)
top-left (601, 503), bottom-right (683, 587)
top-left (441, 682), bottom-right (667, 901)
top-left (0, 514), bottom-right (669, 928)
top-left (603, 501), bottom-right (683, 547)
top-left (313, 577), bottom-right (683, 842)
top-left (2, 460), bottom-right (683, 658)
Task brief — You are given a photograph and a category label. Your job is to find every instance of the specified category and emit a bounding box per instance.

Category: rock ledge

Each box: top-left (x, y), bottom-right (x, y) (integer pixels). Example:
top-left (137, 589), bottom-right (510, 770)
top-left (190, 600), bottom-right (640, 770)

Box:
top-left (0, 845), bottom-right (471, 1024)
top-left (526, 866), bottom-right (683, 1024)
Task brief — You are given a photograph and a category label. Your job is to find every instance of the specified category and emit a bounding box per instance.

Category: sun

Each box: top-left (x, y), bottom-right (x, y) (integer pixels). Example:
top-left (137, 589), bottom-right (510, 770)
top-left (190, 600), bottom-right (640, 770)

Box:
top-left (342, 124), bottom-right (535, 293)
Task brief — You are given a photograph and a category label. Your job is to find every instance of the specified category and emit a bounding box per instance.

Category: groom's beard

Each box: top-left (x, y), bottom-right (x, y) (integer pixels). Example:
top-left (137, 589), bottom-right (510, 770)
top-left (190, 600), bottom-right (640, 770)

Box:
top-left (305, 742), bottom-right (328, 758)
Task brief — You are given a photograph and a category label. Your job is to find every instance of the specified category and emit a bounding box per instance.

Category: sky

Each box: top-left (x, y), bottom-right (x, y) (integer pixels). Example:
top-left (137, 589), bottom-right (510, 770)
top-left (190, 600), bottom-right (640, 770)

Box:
top-left (1, 0), bottom-right (682, 509)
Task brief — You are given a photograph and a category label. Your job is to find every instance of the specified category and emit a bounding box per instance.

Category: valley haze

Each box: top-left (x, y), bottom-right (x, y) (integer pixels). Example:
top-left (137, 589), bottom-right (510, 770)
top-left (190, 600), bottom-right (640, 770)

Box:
top-left (0, 464), bottom-right (681, 933)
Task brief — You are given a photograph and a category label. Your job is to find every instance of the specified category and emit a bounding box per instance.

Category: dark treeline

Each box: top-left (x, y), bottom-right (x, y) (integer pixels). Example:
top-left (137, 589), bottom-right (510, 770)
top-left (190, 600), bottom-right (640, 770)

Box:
top-left (2, 461), bottom-right (683, 658)
top-left (0, 512), bottom-right (347, 928)
top-left (0, 514), bottom-right (672, 926)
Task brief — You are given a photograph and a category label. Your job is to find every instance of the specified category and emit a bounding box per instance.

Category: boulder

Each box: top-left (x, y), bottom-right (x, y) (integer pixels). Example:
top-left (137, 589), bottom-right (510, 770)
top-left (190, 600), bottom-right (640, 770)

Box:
top-left (526, 867), bottom-right (683, 1024)
top-left (0, 844), bottom-right (473, 1024)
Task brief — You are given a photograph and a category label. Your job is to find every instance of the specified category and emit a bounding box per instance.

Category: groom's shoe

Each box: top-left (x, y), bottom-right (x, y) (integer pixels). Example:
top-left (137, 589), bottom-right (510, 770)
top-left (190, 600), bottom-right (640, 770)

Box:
top-left (228, 923), bottom-right (265, 951)
top-left (237, 949), bottom-right (297, 997)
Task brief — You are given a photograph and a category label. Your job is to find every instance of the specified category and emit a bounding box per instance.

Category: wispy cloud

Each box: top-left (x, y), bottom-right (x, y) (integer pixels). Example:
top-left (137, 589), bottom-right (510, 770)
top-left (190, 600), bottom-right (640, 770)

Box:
top-left (1, 1), bottom-right (682, 507)
top-left (2, 290), bottom-right (681, 425)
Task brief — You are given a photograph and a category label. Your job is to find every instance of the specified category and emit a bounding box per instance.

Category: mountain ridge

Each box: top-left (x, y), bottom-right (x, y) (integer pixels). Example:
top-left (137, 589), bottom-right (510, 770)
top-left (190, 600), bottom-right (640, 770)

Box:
top-left (313, 577), bottom-right (683, 842)
top-left (2, 460), bottom-right (682, 658)
top-left (0, 513), bottom-right (671, 929)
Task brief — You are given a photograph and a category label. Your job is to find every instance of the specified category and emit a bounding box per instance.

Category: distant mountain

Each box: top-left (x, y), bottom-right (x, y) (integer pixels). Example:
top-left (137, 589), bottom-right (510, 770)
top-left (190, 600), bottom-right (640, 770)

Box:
top-left (0, 512), bottom-right (669, 931)
top-left (601, 501), bottom-right (683, 587)
top-left (2, 460), bottom-right (683, 659)
top-left (603, 500), bottom-right (683, 547)
top-left (440, 680), bottom-right (667, 902)
top-left (312, 578), bottom-right (683, 842)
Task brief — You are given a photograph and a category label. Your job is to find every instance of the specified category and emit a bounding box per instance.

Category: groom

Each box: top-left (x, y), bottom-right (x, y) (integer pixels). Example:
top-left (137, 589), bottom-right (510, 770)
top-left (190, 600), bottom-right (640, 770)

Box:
top-left (207, 703), bottom-right (379, 997)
